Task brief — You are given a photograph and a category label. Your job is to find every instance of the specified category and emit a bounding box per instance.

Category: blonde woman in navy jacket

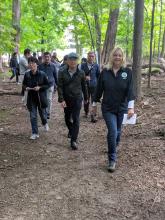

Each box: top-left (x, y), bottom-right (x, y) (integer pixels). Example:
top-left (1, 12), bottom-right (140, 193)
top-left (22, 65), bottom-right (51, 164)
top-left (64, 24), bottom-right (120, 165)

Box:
top-left (92, 47), bottom-right (135, 172)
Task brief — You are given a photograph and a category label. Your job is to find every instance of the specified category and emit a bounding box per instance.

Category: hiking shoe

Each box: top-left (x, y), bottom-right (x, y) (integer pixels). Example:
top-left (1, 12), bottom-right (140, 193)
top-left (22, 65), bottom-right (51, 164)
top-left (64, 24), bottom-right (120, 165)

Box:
top-left (84, 113), bottom-right (88, 118)
top-left (44, 123), bottom-right (49, 131)
top-left (71, 141), bottom-right (78, 150)
top-left (108, 161), bottom-right (116, 172)
top-left (30, 134), bottom-right (39, 140)
top-left (91, 115), bottom-right (97, 123)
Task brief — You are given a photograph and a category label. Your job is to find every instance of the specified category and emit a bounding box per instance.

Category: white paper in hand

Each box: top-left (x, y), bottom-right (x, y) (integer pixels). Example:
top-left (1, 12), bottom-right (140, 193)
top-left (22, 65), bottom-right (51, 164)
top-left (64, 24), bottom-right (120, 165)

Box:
top-left (122, 114), bottom-right (137, 125)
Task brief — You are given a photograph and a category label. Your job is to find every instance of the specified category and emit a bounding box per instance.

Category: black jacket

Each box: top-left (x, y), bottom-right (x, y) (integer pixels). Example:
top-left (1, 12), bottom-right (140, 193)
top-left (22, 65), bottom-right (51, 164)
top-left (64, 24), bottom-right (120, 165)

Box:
top-left (57, 66), bottom-right (88, 102)
top-left (10, 57), bottom-right (18, 69)
top-left (94, 67), bottom-right (135, 113)
top-left (23, 70), bottom-right (49, 111)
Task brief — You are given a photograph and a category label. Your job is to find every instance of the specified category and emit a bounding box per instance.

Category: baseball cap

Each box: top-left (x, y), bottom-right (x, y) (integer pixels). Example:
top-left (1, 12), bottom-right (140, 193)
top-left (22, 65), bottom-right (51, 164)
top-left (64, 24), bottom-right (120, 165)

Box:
top-left (68, 52), bottom-right (79, 59)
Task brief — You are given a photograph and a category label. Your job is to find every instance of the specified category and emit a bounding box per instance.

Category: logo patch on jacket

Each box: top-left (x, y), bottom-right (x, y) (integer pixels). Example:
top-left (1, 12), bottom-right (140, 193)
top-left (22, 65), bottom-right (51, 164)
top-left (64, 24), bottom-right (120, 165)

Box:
top-left (121, 72), bottom-right (127, 79)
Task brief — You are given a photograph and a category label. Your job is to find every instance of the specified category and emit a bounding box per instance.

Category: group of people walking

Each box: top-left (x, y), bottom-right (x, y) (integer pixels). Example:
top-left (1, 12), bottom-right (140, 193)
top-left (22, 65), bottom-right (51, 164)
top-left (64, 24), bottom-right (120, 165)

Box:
top-left (9, 47), bottom-right (135, 172)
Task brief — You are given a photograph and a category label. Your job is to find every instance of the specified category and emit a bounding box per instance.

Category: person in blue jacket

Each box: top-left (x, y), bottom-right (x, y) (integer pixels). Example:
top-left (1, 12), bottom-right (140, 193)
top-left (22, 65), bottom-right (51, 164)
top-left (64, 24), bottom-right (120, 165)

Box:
top-left (92, 47), bottom-right (135, 172)
top-left (39, 52), bottom-right (57, 119)
top-left (81, 51), bottom-right (100, 122)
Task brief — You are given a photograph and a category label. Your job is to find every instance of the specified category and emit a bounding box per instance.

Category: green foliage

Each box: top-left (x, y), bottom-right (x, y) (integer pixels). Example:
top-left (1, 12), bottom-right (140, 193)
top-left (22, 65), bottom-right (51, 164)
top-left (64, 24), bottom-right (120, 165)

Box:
top-left (20, 0), bottom-right (68, 52)
top-left (116, 0), bottom-right (134, 56)
top-left (0, 0), bottom-right (165, 58)
top-left (143, 0), bottom-right (165, 57)
top-left (0, 0), bottom-right (15, 53)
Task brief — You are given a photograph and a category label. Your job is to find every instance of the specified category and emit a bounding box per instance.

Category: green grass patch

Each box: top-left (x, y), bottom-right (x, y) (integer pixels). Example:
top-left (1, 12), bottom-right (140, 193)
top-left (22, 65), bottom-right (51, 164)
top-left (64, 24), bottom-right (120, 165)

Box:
top-left (0, 71), bottom-right (11, 79)
top-left (142, 68), bottom-right (162, 75)
top-left (0, 109), bottom-right (10, 122)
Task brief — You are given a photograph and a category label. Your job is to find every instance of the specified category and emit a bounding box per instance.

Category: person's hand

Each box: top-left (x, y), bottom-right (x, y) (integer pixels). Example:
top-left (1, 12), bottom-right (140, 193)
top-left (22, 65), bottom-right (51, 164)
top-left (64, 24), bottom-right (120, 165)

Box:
top-left (26, 87), bottom-right (31, 91)
top-left (61, 101), bottom-right (67, 108)
top-left (54, 86), bottom-right (57, 94)
top-left (127, 108), bottom-right (134, 119)
top-left (84, 100), bottom-right (89, 105)
top-left (86, 76), bottom-right (90, 81)
top-left (34, 86), bottom-right (40, 91)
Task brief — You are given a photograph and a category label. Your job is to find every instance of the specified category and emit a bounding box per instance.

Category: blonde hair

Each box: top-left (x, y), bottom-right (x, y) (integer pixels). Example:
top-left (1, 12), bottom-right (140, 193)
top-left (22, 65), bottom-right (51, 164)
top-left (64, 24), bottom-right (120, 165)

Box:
top-left (104, 47), bottom-right (126, 70)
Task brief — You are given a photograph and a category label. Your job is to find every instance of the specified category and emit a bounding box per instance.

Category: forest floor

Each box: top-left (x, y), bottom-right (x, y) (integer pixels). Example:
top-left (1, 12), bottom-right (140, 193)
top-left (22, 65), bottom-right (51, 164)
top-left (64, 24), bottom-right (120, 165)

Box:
top-left (0, 71), bottom-right (165, 220)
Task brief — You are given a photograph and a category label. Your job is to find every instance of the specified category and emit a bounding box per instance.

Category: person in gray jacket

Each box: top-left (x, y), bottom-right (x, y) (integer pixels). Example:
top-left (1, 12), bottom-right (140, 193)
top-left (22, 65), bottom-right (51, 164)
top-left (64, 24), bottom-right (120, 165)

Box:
top-left (19, 48), bottom-right (31, 83)
top-left (19, 48), bottom-right (31, 105)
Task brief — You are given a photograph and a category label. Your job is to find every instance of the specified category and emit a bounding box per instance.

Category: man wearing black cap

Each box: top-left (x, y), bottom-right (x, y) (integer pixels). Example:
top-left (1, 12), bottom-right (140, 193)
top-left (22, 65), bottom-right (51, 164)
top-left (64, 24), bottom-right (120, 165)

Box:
top-left (58, 52), bottom-right (88, 150)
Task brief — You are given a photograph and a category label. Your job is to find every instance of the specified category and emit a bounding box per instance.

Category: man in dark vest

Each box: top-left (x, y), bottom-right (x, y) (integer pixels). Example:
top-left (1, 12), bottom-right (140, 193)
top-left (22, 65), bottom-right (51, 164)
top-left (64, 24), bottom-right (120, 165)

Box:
top-left (81, 51), bottom-right (100, 122)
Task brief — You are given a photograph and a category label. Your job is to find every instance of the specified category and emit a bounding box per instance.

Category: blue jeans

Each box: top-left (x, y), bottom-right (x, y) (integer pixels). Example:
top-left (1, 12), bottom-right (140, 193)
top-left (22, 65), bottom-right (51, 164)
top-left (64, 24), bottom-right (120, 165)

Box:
top-left (10, 67), bottom-right (19, 83)
top-left (102, 110), bottom-right (124, 162)
top-left (30, 103), bottom-right (47, 134)
top-left (46, 86), bottom-right (54, 117)
top-left (64, 99), bottom-right (82, 142)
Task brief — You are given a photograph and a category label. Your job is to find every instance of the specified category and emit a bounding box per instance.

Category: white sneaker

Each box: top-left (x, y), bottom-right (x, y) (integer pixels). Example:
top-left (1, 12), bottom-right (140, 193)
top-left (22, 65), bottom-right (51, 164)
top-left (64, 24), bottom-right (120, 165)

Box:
top-left (21, 96), bottom-right (25, 102)
top-left (44, 123), bottom-right (49, 132)
top-left (30, 134), bottom-right (39, 140)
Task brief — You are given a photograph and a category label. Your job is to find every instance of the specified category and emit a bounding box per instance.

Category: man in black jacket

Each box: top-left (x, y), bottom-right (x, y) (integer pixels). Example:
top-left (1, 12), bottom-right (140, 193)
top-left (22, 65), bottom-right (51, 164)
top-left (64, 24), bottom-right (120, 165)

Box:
top-left (23, 57), bottom-right (49, 140)
top-left (58, 52), bottom-right (88, 150)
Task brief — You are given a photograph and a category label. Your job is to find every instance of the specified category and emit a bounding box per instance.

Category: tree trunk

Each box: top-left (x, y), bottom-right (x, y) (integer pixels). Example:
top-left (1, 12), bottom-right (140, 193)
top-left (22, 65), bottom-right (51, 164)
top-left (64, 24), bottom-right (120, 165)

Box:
top-left (0, 54), bottom-right (4, 72)
top-left (101, 7), bottom-right (119, 66)
top-left (160, 27), bottom-right (165, 57)
top-left (12, 0), bottom-right (21, 52)
top-left (75, 33), bottom-right (82, 56)
top-left (148, 0), bottom-right (155, 88)
top-left (77, 0), bottom-right (95, 51)
top-left (132, 0), bottom-right (144, 100)
top-left (153, 38), bottom-right (156, 58)
top-left (94, 13), bottom-right (101, 65)
top-left (126, 0), bottom-right (130, 59)
top-left (158, 0), bottom-right (163, 60)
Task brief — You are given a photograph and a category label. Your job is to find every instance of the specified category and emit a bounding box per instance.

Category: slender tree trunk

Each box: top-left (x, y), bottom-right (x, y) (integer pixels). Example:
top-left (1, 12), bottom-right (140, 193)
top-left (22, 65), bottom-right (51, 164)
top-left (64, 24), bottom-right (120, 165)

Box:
top-left (160, 27), bottom-right (165, 57)
top-left (94, 13), bottom-right (101, 65)
top-left (12, 0), bottom-right (21, 52)
top-left (126, 0), bottom-right (130, 59)
top-left (148, 0), bottom-right (156, 88)
top-left (77, 0), bottom-right (95, 51)
top-left (0, 54), bottom-right (4, 72)
top-left (75, 32), bottom-right (82, 56)
top-left (158, 0), bottom-right (163, 60)
top-left (101, 7), bottom-right (119, 65)
top-left (153, 38), bottom-right (156, 58)
top-left (132, 0), bottom-right (144, 100)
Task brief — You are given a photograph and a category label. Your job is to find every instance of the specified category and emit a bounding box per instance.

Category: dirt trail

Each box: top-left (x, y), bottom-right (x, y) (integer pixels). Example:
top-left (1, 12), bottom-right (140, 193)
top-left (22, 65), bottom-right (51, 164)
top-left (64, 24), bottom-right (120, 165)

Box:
top-left (0, 75), bottom-right (165, 220)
